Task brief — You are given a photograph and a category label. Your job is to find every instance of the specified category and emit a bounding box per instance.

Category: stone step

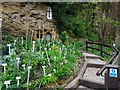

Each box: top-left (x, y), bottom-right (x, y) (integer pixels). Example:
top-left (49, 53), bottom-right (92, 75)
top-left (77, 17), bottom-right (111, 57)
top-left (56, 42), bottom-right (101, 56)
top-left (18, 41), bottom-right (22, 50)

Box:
top-left (83, 53), bottom-right (101, 59)
top-left (82, 67), bottom-right (105, 84)
top-left (79, 78), bottom-right (106, 89)
top-left (76, 85), bottom-right (95, 90)
top-left (86, 58), bottom-right (106, 65)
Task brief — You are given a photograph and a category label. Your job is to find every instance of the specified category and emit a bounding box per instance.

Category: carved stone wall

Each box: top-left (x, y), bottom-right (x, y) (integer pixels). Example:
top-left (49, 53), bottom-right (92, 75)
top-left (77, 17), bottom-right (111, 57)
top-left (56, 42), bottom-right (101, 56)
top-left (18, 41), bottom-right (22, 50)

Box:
top-left (2, 2), bottom-right (59, 40)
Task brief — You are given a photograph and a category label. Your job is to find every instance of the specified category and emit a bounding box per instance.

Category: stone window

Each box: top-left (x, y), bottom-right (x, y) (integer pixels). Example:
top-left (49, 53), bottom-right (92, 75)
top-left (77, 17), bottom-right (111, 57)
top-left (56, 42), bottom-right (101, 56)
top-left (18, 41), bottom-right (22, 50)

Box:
top-left (36, 30), bottom-right (43, 39)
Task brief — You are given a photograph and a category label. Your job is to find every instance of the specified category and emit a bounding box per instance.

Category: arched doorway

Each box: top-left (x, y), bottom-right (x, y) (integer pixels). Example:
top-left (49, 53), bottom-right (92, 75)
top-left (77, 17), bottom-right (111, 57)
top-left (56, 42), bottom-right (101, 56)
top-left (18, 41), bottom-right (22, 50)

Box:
top-left (46, 32), bottom-right (51, 41)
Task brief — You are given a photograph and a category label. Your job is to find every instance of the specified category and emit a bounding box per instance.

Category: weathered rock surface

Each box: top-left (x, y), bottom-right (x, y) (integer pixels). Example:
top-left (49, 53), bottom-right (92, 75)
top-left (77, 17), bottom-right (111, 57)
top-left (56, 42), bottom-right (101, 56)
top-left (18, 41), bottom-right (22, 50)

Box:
top-left (2, 2), bottom-right (59, 40)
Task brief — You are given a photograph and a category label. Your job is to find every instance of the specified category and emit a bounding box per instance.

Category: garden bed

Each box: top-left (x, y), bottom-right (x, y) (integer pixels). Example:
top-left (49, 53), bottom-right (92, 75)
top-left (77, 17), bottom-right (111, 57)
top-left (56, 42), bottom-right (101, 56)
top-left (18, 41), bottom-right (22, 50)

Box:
top-left (0, 37), bottom-right (83, 90)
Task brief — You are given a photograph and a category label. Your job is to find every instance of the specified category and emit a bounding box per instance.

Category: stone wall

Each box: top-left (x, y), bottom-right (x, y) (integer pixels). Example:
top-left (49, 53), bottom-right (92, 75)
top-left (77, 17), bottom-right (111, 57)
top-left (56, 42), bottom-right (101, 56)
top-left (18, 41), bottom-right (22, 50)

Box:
top-left (2, 2), bottom-right (59, 40)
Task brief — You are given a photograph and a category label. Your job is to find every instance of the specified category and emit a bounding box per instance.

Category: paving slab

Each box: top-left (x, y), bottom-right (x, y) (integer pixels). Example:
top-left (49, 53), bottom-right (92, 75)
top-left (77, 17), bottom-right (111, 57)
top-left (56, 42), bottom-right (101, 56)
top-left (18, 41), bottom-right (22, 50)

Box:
top-left (76, 85), bottom-right (95, 90)
top-left (83, 53), bottom-right (101, 58)
top-left (82, 67), bottom-right (104, 84)
top-left (86, 58), bottom-right (106, 65)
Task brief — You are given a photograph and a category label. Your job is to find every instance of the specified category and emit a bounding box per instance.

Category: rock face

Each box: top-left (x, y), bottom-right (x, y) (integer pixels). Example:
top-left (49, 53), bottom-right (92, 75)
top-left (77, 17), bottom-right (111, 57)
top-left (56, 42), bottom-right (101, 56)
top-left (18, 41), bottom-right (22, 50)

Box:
top-left (2, 2), bottom-right (59, 41)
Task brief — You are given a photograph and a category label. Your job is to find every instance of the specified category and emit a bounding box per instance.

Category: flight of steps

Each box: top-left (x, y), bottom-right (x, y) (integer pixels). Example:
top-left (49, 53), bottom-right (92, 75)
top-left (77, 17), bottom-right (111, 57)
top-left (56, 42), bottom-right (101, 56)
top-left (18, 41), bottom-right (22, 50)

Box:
top-left (76, 53), bottom-right (106, 90)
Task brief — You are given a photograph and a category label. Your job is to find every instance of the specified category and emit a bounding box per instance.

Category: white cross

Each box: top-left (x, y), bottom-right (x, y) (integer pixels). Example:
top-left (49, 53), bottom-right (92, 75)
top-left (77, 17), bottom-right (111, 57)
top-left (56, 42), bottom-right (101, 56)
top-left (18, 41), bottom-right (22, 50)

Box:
top-left (7, 44), bottom-right (11, 55)
top-left (32, 41), bottom-right (36, 53)
top-left (16, 57), bottom-right (20, 70)
top-left (16, 76), bottom-right (21, 86)
top-left (22, 64), bottom-right (26, 70)
top-left (27, 66), bottom-right (32, 86)
top-left (42, 66), bottom-right (46, 76)
top-left (2, 63), bottom-right (7, 75)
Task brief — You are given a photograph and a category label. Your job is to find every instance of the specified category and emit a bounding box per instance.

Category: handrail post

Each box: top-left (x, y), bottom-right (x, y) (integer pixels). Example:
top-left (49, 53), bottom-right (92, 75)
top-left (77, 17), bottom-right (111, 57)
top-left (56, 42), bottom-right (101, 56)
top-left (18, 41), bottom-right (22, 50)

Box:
top-left (86, 41), bottom-right (88, 51)
top-left (100, 45), bottom-right (103, 57)
top-left (105, 65), bottom-right (119, 90)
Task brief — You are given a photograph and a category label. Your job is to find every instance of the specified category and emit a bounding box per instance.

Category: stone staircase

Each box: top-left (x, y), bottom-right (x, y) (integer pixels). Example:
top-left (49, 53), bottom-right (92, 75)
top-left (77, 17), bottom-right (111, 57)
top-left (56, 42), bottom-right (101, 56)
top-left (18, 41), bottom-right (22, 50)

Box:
top-left (76, 53), bottom-right (106, 90)
top-left (64, 52), bottom-right (107, 90)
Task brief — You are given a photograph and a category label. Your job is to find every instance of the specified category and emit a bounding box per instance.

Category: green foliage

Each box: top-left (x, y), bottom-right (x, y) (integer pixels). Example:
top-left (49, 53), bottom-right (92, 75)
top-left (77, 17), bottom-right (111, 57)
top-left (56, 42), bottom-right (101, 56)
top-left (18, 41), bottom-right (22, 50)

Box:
top-left (1, 37), bottom-right (83, 89)
top-left (117, 44), bottom-right (120, 51)
top-left (50, 2), bottom-right (102, 42)
top-left (88, 44), bottom-right (112, 61)
top-left (25, 75), bottom-right (57, 88)
top-left (4, 33), bottom-right (14, 44)
top-left (54, 64), bottom-right (71, 79)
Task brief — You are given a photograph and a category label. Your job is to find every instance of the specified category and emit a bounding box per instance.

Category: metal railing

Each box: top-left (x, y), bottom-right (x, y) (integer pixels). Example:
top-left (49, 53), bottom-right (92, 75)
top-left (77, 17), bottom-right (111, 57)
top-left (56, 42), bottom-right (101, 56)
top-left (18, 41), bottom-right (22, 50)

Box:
top-left (86, 41), bottom-right (120, 90)
top-left (86, 41), bottom-right (113, 57)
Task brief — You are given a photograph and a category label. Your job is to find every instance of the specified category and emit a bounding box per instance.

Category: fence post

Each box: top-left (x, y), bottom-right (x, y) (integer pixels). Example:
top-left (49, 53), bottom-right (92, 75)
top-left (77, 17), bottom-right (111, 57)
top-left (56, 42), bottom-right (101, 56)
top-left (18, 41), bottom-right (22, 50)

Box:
top-left (105, 65), bottom-right (119, 90)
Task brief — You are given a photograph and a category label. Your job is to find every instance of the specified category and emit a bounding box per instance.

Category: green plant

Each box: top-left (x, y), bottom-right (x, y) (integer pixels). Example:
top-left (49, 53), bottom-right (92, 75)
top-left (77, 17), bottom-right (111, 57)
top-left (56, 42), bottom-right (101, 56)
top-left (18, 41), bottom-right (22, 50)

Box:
top-left (1, 37), bottom-right (82, 89)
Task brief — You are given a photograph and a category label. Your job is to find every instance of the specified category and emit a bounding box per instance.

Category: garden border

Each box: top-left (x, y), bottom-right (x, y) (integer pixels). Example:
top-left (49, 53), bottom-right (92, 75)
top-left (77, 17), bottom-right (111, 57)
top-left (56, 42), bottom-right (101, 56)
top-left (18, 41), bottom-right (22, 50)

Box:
top-left (64, 58), bottom-right (87, 90)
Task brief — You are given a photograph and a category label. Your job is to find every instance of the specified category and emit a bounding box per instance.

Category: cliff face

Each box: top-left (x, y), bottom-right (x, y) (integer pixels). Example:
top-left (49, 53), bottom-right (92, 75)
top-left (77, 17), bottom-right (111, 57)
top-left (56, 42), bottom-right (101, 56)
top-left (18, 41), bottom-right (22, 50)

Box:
top-left (2, 2), bottom-right (59, 40)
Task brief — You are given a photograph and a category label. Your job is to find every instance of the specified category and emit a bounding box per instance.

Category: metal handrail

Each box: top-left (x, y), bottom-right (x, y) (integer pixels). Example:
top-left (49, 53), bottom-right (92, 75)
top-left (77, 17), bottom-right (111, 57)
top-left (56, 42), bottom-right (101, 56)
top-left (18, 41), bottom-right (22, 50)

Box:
top-left (96, 53), bottom-right (117, 76)
top-left (96, 45), bottom-right (119, 76)
top-left (85, 41), bottom-right (119, 77)
top-left (86, 41), bottom-right (112, 57)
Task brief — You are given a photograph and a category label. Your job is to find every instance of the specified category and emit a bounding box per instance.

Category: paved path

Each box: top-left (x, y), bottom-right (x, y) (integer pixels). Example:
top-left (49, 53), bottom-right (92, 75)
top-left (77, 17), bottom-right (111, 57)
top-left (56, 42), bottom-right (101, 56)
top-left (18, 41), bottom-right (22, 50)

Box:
top-left (77, 53), bottom-right (106, 89)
